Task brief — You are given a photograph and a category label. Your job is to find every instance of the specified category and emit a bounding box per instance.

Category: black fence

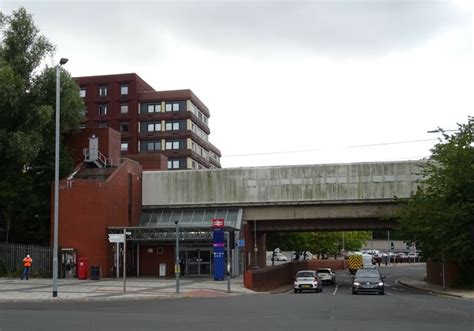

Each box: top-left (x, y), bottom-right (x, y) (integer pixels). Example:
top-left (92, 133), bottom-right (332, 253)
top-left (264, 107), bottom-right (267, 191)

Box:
top-left (0, 242), bottom-right (52, 276)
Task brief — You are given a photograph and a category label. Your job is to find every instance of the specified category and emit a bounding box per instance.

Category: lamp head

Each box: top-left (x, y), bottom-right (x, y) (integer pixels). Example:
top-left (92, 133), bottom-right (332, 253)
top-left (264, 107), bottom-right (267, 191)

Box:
top-left (59, 58), bottom-right (69, 65)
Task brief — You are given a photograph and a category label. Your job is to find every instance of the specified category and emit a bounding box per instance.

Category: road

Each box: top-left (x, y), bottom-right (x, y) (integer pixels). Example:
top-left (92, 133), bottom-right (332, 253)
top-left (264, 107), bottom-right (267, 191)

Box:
top-left (0, 265), bottom-right (472, 331)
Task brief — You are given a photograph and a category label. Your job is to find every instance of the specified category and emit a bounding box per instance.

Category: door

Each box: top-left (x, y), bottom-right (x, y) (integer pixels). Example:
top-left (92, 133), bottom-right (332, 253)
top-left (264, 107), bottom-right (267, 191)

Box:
top-left (184, 248), bottom-right (212, 276)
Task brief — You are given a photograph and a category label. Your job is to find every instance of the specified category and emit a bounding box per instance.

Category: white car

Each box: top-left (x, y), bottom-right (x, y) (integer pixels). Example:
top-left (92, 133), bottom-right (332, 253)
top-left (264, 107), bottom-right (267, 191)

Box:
top-left (294, 270), bottom-right (323, 293)
top-left (275, 253), bottom-right (288, 261)
top-left (316, 268), bottom-right (336, 284)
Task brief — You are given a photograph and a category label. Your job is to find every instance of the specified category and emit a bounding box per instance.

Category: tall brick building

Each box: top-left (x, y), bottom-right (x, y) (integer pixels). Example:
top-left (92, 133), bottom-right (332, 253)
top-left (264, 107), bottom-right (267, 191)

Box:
top-left (75, 73), bottom-right (221, 170)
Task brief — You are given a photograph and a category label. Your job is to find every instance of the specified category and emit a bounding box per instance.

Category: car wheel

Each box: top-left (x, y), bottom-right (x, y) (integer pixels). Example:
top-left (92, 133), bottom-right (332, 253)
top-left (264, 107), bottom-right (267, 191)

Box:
top-left (379, 291), bottom-right (385, 295)
top-left (294, 289), bottom-right (298, 293)
top-left (319, 287), bottom-right (323, 293)
top-left (352, 290), bottom-right (357, 295)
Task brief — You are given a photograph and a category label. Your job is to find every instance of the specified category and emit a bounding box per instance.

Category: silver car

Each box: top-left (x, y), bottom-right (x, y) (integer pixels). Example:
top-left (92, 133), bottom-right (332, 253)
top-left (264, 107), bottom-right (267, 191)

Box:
top-left (316, 268), bottom-right (336, 285)
top-left (294, 270), bottom-right (323, 293)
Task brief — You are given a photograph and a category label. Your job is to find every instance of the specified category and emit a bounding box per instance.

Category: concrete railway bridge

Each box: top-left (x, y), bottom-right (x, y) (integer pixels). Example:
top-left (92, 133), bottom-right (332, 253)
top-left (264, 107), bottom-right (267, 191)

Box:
top-left (139, 161), bottom-right (422, 268)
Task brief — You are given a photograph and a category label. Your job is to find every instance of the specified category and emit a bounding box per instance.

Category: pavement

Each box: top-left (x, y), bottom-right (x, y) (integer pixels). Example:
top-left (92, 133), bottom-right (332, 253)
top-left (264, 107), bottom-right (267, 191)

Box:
top-left (398, 278), bottom-right (474, 300)
top-left (0, 276), bottom-right (259, 303)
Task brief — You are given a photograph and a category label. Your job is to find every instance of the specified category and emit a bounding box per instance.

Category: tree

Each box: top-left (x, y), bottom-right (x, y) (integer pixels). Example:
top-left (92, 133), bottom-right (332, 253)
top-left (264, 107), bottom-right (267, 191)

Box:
top-left (398, 117), bottom-right (474, 268)
top-left (0, 8), bottom-right (83, 243)
top-left (267, 231), bottom-right (370, 259)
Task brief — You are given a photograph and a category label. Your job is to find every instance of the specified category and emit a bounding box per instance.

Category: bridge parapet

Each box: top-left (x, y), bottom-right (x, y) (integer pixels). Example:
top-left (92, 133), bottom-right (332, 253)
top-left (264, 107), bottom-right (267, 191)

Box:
top-left (143, 161), bottom-right (423, 207)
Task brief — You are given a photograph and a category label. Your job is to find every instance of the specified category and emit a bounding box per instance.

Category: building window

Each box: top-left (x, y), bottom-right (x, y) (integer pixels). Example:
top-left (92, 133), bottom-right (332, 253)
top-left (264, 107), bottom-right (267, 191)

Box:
top-left (79, 88), bottom-right (86, 98)
top-left (165, 140), bottom-right (180, 150)
top-left (121, 142), bottom-right (128, 151)
top-left (99, 104), bottom-right (108, 115)
top-left (120, 122), bottom-right (129, 132)
top-left (147, 104), bottom-right (161, 113)
top-left (98, 122), bottom-right (108, 128)
top-left (165, 122), bottom-right (180, 131)
top-left (168, 160), bottom-right (180, 169)
top-left (120, 84), bottom-right (128, 95)
top-left (99, 86), bottom-right (107, 96)
top-left (121, 104), bottom-right (128, 114)
top-left (165, 102), bottom-right (180, 112)
top-left (141, 140), bottom-right (160, 151)
top-left (191, 161), bottom-right (197, 169)
top-left (147, 123), bottom-right (161, 132)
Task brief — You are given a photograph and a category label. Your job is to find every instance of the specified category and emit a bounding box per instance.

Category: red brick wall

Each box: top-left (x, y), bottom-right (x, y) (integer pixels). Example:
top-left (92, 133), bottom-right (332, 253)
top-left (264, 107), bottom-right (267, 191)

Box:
top-left (244, 260), bottom-right (346, 291)
top-left (138, 245), bottom-right (175, 277)
top-left (126, 153), bottom-right (168, 171)
top-left (52, 159), bottom-right (142, 277)
top-left (67, 127), bottom-right (120, 166)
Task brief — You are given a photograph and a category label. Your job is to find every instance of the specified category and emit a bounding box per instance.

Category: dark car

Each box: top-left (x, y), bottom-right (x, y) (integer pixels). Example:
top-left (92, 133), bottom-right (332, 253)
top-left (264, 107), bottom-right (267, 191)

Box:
top-left (352, 268), bottom-right (385, 295)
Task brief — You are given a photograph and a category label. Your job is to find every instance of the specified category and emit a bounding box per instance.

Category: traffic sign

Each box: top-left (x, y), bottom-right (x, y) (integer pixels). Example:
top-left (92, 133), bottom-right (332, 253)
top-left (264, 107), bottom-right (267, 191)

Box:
top-left (108, 234), bottom-right (125, 243)
top-left (238, 239), bottom-right (245, 247)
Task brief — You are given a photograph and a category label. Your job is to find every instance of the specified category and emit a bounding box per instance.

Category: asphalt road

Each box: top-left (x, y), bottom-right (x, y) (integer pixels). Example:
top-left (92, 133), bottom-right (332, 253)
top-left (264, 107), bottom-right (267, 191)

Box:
top-left (0, 264), bottom-right (472, 331)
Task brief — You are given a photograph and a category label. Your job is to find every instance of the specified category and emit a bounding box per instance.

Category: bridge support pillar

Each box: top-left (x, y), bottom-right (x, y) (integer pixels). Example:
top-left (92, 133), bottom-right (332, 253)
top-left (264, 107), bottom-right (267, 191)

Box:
top-left (243, 222), bottom-right (266, 270)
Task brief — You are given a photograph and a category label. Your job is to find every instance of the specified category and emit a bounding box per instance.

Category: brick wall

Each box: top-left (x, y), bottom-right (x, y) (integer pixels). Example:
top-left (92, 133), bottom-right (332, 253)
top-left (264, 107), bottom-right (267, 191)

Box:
top-left (244, 260), bottom-right (346, 291)
top-left (52, 159), bottom-right (142, 277)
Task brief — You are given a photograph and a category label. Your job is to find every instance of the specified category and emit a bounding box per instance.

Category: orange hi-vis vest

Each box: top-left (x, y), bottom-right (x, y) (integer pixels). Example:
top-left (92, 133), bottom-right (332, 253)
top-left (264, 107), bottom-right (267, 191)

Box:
top-left (23, 257), bottom-right (32, 267)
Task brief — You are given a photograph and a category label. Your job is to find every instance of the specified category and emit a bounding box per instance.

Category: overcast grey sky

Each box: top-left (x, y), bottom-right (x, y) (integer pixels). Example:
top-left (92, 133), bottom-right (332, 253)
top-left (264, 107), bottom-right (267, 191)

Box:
top-left (1, 0), bottom-right (472, 167)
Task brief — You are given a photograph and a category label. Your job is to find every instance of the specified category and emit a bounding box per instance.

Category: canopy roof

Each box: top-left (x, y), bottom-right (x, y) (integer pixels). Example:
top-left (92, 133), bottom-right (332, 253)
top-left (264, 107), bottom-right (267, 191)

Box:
top-left (108, 208), bottom-right (242, 242)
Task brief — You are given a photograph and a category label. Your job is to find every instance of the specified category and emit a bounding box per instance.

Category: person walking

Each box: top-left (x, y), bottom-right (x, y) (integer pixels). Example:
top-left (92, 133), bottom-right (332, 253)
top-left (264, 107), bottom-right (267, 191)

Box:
top-left (21, 254), bottom-right (33, 280)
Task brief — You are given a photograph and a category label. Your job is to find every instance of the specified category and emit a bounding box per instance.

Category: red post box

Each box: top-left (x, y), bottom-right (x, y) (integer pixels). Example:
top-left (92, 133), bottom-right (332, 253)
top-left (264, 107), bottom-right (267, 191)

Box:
top-left (77, 257), bottom-right (88, 280)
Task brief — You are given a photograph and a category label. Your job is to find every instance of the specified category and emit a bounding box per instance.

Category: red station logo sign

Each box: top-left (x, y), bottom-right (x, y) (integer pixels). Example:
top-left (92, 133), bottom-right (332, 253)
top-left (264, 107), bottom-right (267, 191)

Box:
top-left (212, 218), bottom-right (225, 228)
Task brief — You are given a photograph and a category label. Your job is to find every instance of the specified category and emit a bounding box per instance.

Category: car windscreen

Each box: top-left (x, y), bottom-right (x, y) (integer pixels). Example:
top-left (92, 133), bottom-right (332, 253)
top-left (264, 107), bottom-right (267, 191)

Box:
top-left (355, 269), bottom-right (380, 278)
top-left (317, 270), bottom-right (330, 274)
top-left (297, 272), bottom-right (314, 278)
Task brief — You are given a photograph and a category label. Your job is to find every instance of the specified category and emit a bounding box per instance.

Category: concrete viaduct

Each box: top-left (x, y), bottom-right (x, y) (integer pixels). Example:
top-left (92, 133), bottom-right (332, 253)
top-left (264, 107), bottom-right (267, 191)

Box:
top-left (142, 161), bottom-right (422, 267)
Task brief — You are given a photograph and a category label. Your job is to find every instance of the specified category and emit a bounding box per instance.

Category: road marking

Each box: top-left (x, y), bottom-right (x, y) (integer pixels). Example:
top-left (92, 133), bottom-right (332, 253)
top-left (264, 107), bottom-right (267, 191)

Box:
top-left (386, 292), bottom-right (393, 296)
top-left (333, 284), bottom-right (339, 295)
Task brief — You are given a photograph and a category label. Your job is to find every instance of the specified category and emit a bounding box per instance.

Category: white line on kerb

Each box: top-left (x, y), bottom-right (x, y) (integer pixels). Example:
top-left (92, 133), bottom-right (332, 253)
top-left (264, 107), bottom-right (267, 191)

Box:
top-left (333, 285), bottom-right (339, 295)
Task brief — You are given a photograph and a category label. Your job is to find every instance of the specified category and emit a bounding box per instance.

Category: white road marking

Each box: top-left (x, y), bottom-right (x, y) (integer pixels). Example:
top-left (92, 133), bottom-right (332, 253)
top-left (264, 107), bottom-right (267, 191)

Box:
top-left (333, 284), bottom-right (339, 295)
top-left (386, 292), bottom-right (393, 296)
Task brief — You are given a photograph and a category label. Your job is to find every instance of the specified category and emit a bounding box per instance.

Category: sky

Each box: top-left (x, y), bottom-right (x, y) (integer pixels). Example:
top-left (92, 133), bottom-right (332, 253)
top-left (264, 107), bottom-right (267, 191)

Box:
top-left (1, 0), bottom-right (472, 168)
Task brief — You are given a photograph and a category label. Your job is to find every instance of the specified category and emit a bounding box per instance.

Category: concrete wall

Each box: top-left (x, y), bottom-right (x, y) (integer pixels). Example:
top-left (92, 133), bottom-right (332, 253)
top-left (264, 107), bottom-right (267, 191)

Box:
top-left (143, 161), bottom-right (422, 207)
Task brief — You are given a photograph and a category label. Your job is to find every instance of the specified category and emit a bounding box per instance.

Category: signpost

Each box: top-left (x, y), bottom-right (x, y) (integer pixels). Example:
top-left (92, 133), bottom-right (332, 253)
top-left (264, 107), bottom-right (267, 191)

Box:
top-left (212, 218), bottom-right (225, 281)
top-left (107, 231), bottom-right (130, 292)
top-left (108, 234), bottom-right (124, 279)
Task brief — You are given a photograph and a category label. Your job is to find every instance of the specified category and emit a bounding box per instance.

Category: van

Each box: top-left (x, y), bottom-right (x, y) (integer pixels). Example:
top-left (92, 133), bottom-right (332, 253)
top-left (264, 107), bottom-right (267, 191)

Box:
top-left (362, 254), bottom-right (375, 268)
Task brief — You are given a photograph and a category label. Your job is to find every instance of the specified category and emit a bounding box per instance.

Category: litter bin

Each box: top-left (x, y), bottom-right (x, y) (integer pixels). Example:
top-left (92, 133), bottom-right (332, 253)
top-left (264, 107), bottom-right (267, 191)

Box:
top-left (90, 265), bottom-right (100, 280)
top-left (77, 257), bottom-right (88, 280)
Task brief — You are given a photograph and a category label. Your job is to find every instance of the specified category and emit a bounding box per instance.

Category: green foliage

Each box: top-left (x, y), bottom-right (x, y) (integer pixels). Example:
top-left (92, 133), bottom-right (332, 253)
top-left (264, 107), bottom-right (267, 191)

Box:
top-left (0, 7), bottom-right (83, 243)
top-left (267, 231), bottom-right (370, 257)
top-left (398, 117), bottom-right (474, 266)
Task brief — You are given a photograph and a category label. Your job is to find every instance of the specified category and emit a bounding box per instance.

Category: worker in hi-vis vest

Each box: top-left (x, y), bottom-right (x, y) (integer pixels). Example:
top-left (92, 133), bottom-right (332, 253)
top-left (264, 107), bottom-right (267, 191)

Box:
top-left (21, 254), bottom-right (33, 280)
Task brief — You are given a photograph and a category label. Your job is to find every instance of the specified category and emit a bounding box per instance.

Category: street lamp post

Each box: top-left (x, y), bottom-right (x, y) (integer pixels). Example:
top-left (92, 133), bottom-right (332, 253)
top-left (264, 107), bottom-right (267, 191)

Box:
top-left (52, 58), bottom-right (68, 298)
top-left (175, 220), bottom-right (180, 293)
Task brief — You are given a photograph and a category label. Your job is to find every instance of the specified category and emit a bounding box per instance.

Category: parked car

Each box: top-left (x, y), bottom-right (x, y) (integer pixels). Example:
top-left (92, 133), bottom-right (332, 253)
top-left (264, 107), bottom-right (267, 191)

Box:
top-left (274, 253), bottom-right (288, 261)
top-left (316, 268), bottom-right (336, 284)
top-left (294, 270), bottom-right (323, 293)
top-left (352, 268), bottom-right (385, 295)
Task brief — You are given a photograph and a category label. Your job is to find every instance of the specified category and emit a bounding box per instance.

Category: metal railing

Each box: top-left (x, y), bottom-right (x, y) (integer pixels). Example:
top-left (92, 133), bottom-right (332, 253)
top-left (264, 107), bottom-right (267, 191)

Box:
top-left (0, 243), bottom-right (52, 276)
top-left (83, 148), bottom-right (124, 168)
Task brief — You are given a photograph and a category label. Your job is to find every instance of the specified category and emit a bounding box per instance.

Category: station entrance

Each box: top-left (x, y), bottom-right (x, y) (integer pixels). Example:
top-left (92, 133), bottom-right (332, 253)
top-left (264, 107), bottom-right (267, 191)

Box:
top-left (108, 207), bottom-right (243, 278)
top-left (179, 246), bottom-right (212, 276)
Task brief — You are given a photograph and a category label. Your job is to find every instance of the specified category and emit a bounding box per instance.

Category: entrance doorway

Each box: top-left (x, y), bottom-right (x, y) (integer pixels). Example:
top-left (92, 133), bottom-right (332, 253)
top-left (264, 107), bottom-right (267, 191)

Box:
top-left (180, 248), bottom-right (212, 276)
